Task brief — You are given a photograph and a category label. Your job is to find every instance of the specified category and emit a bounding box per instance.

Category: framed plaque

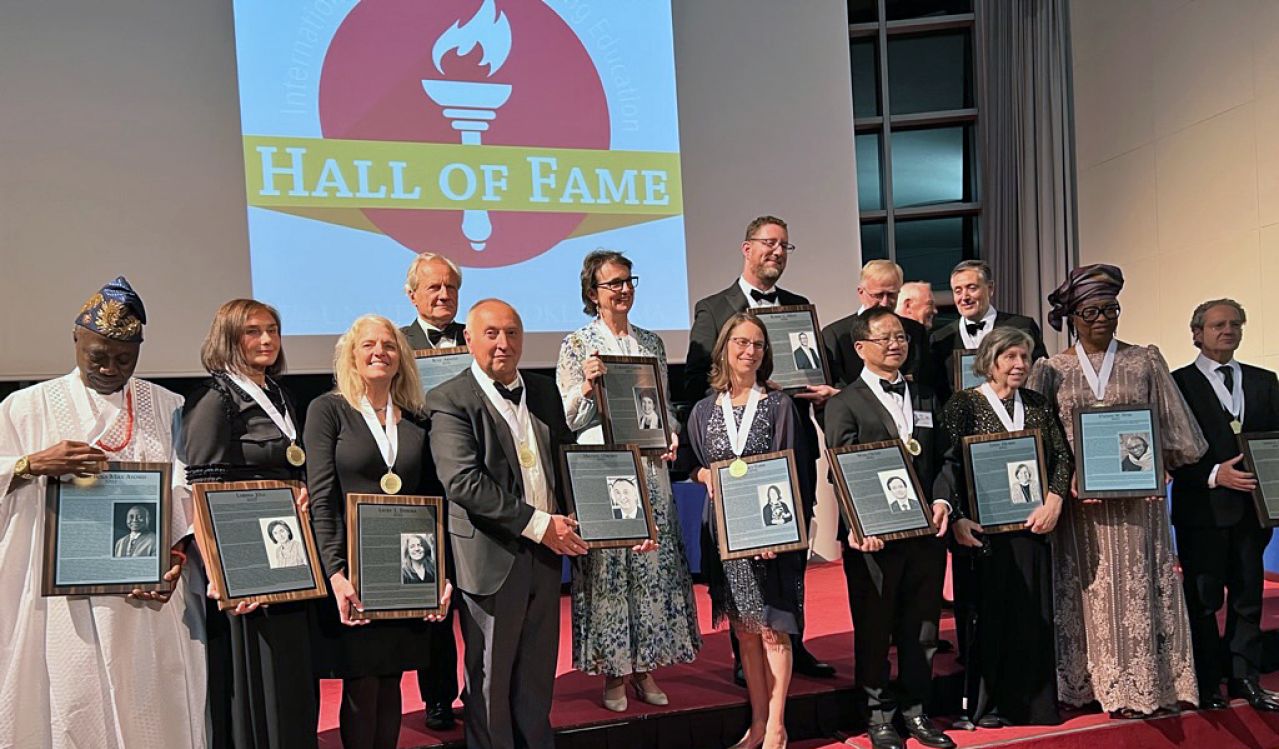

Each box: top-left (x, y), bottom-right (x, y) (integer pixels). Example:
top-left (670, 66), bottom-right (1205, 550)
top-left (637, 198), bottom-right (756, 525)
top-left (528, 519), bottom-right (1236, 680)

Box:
top-left (414, 347), bottom-right (474, 395)
top-left (1238, 432), bottom-right (1279, 527)
top-left (962, 429), bottom-right (1048, 533)
top-left (559, 445), bottom-right (656, 549)
top-left (43, 461), bottom-right (173, 596)
top-left (952, 349), bottom-right (985, 392)
top-left (191, 480), bottom-right (328, 610)
top-left (596, 355), bottom-right (672, 453)
top-left (1073, 404), bottom-right (1165, 499)
top-left (752, 305), bottom-right (831, 392)
top-left (708, 450), bottom-right (809, 561)
top-left (346, 493), bottom-right (446, 620)
top-left (827, 440), bottom-right (937, 543)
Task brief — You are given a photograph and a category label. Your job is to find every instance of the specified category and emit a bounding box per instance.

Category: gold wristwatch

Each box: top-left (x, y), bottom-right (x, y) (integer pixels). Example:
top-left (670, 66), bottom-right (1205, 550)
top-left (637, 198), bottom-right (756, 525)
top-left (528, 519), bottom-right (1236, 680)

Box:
top-left (14, 455), bottom-right (36, 480)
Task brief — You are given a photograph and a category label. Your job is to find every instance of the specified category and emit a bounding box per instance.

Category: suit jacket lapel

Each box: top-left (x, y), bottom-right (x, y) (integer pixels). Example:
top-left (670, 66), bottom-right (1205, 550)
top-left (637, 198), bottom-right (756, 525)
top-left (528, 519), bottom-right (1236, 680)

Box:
top-left (725, 283), bottom-right (750, 314)
top-left (1242, 366), bottom-right (1263, 430)
top-left (850, 379), bottom-right (900, 439)
top-left (526, 390), bottom-right (557, 504)
top-left (467, 371), bottom-right (522, 485)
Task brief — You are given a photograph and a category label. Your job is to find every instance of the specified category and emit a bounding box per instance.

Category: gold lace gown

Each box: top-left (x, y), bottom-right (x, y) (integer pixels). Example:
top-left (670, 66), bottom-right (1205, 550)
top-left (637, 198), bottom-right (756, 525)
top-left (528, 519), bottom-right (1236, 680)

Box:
top-left (1029, 342), bottom-right (1207, 713)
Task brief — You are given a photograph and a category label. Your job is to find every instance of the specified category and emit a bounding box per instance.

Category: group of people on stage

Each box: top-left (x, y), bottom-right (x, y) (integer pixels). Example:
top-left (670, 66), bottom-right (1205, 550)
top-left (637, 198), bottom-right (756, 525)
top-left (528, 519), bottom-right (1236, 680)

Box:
top-left (2, 214), bottom-right (1277, 749)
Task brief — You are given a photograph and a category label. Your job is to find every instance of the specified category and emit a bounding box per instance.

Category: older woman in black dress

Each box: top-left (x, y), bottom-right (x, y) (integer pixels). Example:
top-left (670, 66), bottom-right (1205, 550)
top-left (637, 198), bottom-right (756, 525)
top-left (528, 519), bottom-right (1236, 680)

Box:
top-left (183, 298), bottom-right (317, 749)
top-left (939, 326), bottom-right (1073, 727)
top-left (687, 312), bottom-right (809, 749)
top-left (305, 314), bottom-right (453, 749)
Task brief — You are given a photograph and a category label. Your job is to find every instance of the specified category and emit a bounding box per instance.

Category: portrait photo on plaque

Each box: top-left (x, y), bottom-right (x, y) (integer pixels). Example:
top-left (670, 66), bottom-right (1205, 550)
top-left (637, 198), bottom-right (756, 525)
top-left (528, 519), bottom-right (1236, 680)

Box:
top-left (709, 450), bottom-right (809, 561)
top-left (192, 480), bottom-right (327, 610)
top-left (961, 430), bottom-right (1048, 532)
top-left (595, 355), bottom-right (672, 452)
top-left (560, 445), bottom-right (656, 548)
top-left (1238, 432), bottom-right (1279, 526)
top-left (43, 461), bottom-right (173, 597)
top-left (414, 346), bottom-right (474, 395)
top-left (347, 494), bottom-right (446, 619)
top-left (952, 349), bottom-right (985, 392)
top-left (752, 305), bottom-right (830, 392)
top-left (1073, 405), bottom-right (1165, 499)
top-left (828, 441), bottom-right (936, 543)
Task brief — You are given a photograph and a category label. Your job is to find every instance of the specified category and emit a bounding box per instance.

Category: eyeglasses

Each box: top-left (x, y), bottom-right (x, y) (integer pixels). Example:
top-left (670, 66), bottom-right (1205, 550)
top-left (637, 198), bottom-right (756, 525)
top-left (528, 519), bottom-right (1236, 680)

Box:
top-left (729, 337), bottom-right (767, 351)
top-left (861, 333), bottom-right (911, 346)
top-left (594, 276), bottom-right (640, 292)
top-left (746, 237), bottom-right (797, 253)
top-left (1073, 303), bottom-right (1121, 322)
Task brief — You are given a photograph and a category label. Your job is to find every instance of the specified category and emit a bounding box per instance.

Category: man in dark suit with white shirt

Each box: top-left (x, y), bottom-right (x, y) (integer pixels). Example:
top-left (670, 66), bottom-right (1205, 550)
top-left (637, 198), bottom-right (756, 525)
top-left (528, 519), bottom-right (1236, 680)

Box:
top-left (822, 260), bottom-right (932, 389)
top-left (426, 299), bottom-right (587, 749)
top-left (683, 215), bottom-right (838, 683)
top-left (824, 307), bottom-right (954, 749)
top-left (793, 332), bottom-right (820, 370)
top-left (929, 260), bottom-right (1047, 403)
top-left (402, 252), bottom-right (466, 351)
top-left (400, 251), bottom-right (465, 728)
top-left (1171, 298), bottom-right (1279, 712)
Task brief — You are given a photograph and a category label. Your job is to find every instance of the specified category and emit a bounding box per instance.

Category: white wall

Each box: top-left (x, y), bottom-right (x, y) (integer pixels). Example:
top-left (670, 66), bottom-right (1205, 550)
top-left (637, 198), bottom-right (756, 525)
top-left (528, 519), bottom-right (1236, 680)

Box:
top-left (1071, 0), bottom-right (1279, 371)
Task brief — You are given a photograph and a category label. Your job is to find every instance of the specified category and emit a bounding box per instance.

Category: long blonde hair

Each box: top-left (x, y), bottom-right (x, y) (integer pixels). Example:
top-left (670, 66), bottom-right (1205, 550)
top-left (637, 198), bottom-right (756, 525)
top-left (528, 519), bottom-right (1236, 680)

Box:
top-left (332, 315), bottom-right (425, 414)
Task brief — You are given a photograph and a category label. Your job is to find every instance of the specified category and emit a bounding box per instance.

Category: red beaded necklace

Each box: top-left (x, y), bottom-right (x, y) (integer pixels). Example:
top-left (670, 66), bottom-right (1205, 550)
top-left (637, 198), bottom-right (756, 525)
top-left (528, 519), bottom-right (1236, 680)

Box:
top-left (94, 387), bottom-right (134, 453)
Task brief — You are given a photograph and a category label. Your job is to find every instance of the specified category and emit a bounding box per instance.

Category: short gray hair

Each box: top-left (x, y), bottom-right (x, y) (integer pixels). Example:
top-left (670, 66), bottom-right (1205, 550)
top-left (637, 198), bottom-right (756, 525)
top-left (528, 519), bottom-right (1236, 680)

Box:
top-left (951, 259), bottom-right (993, 285)
top-left (1189, 298), bottom-right (1246, 333)
top-left (972, 326), bottom-right (1035, 382)
top-left (899, 281), bottom-right (933, 302)
top-left (404, 252), bottom-right (463, 295)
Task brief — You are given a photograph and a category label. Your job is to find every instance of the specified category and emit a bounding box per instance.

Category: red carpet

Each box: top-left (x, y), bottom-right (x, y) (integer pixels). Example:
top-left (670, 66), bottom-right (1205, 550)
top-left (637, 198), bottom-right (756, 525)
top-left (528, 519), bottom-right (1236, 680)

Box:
top-left (317, 562), bottom-right (1279, 749)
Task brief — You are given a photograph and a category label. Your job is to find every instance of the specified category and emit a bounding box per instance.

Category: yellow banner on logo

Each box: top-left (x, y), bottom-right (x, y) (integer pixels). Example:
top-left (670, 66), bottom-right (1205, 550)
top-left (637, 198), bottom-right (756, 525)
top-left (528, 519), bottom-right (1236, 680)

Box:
top-left (243, 135), bottom-right (683, 215)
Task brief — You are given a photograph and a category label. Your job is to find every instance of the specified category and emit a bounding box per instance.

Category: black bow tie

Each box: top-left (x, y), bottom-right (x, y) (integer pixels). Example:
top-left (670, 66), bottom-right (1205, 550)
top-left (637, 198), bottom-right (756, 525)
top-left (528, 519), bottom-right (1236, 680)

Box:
top-left (494, 382), bottom-right (523, 404)
top-left (750, 289), bottom-right (778, 305)
top-left (966, 320), bottom-right (987, 337)
top-left (426, 328), bottom-right (448, 347)
top-left (880, 379), bottom-right (906, 397)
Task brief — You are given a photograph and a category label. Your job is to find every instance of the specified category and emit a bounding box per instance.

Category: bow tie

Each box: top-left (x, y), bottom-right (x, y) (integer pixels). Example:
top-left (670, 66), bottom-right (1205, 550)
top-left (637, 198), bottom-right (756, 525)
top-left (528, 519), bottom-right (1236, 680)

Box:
top-left (749, 289), bottom-right (778, 305)
top-left (965, 320), bottom-right (987, 337)
top-left (880, 379), bottom-right (906, 397)
top-left (494, 382), bottom-right (523, 404)
top-left (426, 327), bottom-right (450, 347)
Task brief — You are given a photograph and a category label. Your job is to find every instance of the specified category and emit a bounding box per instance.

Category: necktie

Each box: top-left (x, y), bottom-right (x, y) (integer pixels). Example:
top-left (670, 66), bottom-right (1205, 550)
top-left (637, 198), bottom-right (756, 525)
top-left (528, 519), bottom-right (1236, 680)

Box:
top-left (880, 379), bottom-right (906, 397)
top-left (1217, 365), bottom-right (1235, 393)
top-left (750, 289), bottom-right (778, 305)
top-left (966, 320), bottom-right (987, 337)
top-left (126, 537), bottom-right (135, 556)
top-left (494, 382), bottom-right (524, 404)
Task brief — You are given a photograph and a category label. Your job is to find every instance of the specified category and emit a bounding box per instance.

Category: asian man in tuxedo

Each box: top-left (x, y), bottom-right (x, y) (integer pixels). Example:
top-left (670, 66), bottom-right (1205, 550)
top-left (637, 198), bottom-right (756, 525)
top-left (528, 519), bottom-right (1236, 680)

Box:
top-left (823, 307), bottom-right (955, 749)
top-left (426, 299), bottom-right (587, 749)
top-left (682, 215), bottom-right (838, 683)
top-left (400, 251), bottom-right (465, 728)
top-left (1171, 298), bottom-right (1279, 712)
top-left (822, 260), bottom-right (932, 389)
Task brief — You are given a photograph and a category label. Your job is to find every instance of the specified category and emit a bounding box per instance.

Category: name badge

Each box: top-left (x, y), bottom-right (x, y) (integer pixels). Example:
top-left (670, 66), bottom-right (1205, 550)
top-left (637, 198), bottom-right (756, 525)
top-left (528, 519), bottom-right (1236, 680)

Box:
top-left (914, 411), bottom-right (934, 429)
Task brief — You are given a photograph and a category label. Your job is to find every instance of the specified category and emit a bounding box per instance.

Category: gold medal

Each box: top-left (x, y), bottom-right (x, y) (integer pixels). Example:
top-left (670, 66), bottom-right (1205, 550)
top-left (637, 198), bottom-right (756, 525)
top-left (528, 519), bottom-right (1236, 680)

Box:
top-left (728, 458), bottom-right (749, 478)
top-left (380, 471), bottom-right (402, 495)
top-left (285, 442), bottom-right (306, 467)
top-left (905, 438), bottom-right (922, 456)
top-left (517, 443), bottom-right (537, 468)
top-left (1231, 420), bottom-right (1243, 434)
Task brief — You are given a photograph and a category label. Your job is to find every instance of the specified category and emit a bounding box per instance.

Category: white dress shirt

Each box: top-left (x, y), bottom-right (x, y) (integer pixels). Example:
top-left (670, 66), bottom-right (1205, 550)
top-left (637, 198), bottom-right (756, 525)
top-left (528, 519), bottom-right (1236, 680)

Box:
top-left (1194, 353), bottom-right (1244, 489)
top-left (959, 305), bottom-right (999, 349)
top-left (739, 276), bottom-right (778, 308)
top-left (857, 366), bottom-right (951, 513)
top-left (470, 360), bottom-right (552, 541)
top-left (417, 317), bottom-right (459, 348)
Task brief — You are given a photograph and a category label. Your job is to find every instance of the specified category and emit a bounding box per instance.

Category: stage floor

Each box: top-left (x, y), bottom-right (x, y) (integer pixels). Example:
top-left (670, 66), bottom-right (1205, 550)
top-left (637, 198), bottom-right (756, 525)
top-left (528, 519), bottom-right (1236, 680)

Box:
top-left (317, 562), bottom-right (1279, 749)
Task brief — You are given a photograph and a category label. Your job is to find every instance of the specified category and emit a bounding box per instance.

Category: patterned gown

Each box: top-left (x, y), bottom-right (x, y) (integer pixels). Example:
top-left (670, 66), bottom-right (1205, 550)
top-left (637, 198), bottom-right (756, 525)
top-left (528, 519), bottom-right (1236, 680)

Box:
top-left (1029, 342), bottom-right (1207, 713)
top-left (556, 320), bottom-right (701, 677)
top-left (687, 389), bottom-right (805, 634)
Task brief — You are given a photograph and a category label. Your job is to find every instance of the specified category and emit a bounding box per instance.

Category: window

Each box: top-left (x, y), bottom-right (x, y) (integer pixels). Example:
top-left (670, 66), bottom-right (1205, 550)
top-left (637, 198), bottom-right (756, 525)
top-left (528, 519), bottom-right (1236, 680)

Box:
top-left (849, 0), bottom-right (980, 297)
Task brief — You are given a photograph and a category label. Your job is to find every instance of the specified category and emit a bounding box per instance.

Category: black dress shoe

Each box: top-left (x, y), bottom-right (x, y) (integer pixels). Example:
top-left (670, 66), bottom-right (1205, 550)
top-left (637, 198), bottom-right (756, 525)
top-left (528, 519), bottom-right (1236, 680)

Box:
top-left (1199, 693), bottom-right (1229, 710)
top-left (902, 716), bottom-right (956, 749)
top-left (975, 713), bottom-right (1010, 728)
top-left (867, 723), bottom-right (905, 749)
top-left (732, 663), bottom-right (747, 688)
top-left (425, 703), bottom-right (455, 730)
top-left (1229, 678), bottom-right (1279, 711)
top-left (791, 648), bottom-right (836, 678)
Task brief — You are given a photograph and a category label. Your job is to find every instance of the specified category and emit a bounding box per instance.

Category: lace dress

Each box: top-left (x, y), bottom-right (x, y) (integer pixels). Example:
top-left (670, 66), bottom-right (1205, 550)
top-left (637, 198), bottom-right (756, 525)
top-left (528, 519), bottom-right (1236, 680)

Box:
top-left (1029, 342), bottom-right (1207, 712)
top-left (687, 389), bottom-right (806, 634)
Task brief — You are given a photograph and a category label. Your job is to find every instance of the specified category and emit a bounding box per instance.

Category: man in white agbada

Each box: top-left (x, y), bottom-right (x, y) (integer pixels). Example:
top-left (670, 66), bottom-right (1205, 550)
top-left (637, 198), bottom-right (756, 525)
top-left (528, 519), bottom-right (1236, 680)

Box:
top-left (0, 277), bottom-right (206, 748)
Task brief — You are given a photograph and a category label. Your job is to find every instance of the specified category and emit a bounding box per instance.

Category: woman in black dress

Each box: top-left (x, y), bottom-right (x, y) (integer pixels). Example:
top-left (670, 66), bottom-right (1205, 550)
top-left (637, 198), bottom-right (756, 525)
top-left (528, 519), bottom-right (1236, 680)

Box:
top-left (939, 326), bottom-right (1073, 727)
top-left (687, 312), bottom-right (808, 749)
top-left (184, 298), bottom-right (318, 749)
top-left (305, 314), bottom-right (453, 749)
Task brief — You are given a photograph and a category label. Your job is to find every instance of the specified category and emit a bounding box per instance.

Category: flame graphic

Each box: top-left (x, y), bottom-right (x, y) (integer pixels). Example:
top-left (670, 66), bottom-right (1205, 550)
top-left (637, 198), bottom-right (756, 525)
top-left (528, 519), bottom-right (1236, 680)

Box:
top-left (431, 0), bottom-right (512, 77)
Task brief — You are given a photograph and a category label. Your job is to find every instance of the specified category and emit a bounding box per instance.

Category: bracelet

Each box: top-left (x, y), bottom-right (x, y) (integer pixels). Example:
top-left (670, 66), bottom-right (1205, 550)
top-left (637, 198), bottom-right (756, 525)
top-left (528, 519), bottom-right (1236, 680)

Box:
top-left (170, 546), bottom-right (188, 565)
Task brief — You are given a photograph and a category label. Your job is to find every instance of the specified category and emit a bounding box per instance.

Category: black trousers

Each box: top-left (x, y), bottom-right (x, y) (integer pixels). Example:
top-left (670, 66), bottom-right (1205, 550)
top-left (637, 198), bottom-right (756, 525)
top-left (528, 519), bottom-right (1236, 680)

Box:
top-left (416, 598), bottom-right (459, 709)
top-left (1176, 517), bottom-right (1273, 691)
top-left (842, 537), bottom-right (946, 726)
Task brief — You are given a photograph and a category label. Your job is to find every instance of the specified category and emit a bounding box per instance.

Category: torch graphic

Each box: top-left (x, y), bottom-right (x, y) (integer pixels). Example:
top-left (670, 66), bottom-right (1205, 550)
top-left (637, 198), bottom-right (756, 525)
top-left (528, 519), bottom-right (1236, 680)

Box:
top-left (421, 0), bottom-right (512, 251)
